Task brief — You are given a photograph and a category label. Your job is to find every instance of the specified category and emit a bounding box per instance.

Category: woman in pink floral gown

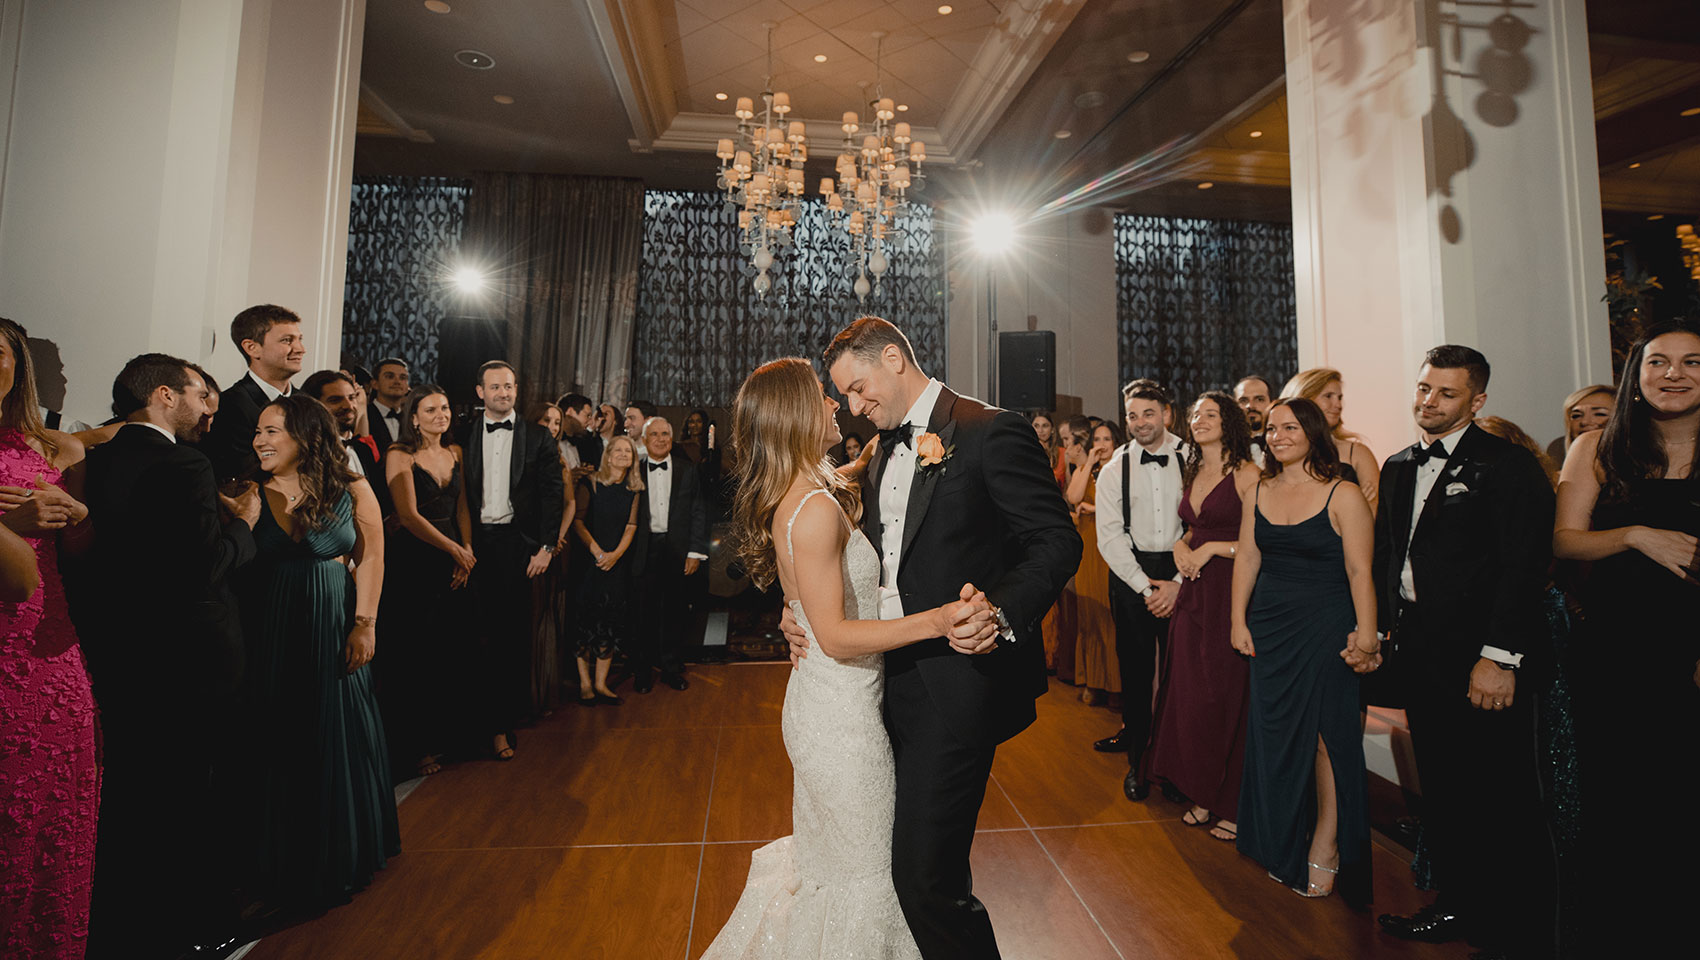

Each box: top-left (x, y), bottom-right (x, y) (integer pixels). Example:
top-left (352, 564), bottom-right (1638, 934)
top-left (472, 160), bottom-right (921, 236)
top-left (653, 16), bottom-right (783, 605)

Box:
top-left (0, 317), bottom-right (96, 960)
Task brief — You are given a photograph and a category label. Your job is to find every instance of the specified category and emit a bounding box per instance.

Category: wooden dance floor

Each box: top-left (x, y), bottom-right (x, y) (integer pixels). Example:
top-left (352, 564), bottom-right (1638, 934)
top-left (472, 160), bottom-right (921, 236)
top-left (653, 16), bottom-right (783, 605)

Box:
top-left (240, 663), bottom-right (1469, 960)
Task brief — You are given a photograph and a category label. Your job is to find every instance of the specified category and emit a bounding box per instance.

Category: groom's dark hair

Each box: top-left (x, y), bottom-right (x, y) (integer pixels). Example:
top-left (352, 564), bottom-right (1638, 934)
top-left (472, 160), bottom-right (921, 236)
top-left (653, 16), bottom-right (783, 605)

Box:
top-left (823, 316), bottom-right (918, 371)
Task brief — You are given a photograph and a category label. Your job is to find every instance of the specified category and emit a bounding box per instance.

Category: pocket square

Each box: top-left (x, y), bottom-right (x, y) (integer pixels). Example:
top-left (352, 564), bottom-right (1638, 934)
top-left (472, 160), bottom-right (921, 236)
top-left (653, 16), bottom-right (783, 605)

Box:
top-left (1444, 482), bottom-right (1469, 496)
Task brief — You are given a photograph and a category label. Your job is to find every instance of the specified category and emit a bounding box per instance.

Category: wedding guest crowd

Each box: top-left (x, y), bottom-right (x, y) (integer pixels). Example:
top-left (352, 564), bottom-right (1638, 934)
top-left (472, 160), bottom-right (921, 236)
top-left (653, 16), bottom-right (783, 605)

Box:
top-left (1042, 324), bottom-right (1699, 959)
top-left (5, 290), bottom-right (1694, 960)
top-left (0, 304), bottom-right (724, 960)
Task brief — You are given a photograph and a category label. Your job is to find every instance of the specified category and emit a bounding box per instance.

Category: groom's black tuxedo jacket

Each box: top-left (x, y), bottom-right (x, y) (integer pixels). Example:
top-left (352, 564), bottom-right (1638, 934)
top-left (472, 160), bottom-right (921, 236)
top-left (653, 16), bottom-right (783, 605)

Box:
top-left (1370, 423), bottom-right (1554, 693)
top-left (73, 424), bottom-right (257, 700)
top-left (863, 386), bottom-right (1082, 745)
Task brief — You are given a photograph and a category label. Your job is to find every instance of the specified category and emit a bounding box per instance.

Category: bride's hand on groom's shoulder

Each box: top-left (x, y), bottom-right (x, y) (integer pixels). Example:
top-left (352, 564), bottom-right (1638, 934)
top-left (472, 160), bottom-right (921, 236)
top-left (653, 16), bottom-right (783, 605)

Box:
top-left (780, 605), bottom-right (810, 669)
top-left (941, 583), bottom-right (999, 655)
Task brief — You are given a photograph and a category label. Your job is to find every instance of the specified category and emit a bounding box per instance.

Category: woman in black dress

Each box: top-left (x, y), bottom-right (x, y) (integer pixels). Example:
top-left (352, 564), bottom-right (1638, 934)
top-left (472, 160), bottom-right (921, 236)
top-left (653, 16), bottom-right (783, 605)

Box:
top-left (571, 434), bottom-right (648, 704)
top-left (240, 395), bottom-right (398, 907)
top-left (1230, 398), bottom-right (1378, 905)
top-left (1554, 322), bottom-right (1700, 950)
top-left (381, 385), bottom-right (474, 778)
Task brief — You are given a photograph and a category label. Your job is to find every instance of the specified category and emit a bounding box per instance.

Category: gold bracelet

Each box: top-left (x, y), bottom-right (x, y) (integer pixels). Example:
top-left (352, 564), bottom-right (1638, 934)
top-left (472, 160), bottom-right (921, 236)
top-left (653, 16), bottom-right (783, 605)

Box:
top-left (354, 615), bottom-right (377, 627)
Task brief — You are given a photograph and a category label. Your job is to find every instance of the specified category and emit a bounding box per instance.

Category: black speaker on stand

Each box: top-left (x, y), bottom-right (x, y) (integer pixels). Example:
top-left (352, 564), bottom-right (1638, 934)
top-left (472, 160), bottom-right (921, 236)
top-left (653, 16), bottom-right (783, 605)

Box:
top-left (437, 313), bottom-right (508, 410)
top-left (998, 330), bottom-right (1055, 413)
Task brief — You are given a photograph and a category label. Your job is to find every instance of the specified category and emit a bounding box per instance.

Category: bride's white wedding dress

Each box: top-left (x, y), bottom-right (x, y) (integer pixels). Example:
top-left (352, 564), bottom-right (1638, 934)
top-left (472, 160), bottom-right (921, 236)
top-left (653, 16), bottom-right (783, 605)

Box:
top-left (699, 490), bottom-right (921, 960)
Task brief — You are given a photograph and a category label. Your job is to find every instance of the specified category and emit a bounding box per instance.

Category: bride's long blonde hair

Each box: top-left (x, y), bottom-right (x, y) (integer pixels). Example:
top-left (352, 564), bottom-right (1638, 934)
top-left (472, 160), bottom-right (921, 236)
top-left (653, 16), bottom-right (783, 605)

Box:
top-left (731, 357), bottom-right (862, 590)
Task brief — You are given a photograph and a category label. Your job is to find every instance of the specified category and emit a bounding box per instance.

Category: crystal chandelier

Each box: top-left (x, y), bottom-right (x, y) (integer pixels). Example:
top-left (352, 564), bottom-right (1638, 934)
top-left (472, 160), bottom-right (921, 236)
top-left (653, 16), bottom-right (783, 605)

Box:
top-left (819, 32), bottom-right (927, 302)
top-left (714, 22), bottom-right (807, 298)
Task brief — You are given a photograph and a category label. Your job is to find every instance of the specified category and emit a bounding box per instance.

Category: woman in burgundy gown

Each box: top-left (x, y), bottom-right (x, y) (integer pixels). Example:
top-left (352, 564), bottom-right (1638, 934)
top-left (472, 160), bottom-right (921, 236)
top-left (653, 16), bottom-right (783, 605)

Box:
top-left (1147, 391), bottom-right (1260, 841)
top-left (0, 317), bottom-right (97, 960)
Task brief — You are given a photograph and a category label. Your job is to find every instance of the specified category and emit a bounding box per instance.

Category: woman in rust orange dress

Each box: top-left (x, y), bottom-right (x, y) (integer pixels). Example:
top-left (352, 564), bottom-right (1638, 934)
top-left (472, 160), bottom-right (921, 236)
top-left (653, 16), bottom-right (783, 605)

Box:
top-left (1065, 419), bottom-right (1126, 704)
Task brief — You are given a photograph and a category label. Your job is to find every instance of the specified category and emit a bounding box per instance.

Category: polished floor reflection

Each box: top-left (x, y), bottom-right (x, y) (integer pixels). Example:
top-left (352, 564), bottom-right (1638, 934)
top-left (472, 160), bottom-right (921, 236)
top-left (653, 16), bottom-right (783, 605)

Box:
top-left (239, 663), bottom-right (1469, 959)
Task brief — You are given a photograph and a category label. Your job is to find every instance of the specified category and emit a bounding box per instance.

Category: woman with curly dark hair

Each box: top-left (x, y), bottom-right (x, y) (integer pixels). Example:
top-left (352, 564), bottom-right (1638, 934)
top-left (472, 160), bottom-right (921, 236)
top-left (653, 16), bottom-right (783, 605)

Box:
top-left (239, 394), bottom-right (399, 908)
top-left (1146, 391), bottom-right (1261, 843)
top-left (1554, 321), bottom-right (1700, 949)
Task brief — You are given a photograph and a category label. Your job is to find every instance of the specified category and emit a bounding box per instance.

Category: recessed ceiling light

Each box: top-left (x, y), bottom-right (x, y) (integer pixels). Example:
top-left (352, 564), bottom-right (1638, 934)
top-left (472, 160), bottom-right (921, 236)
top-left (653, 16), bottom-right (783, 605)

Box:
top-left (897, 104), bottom-right (909, 112)
top-left (1249, 130), bottom-right (1264, 138)
top-left (715, 92), bottom-right (728, 100)
top-left (492, 94), bottom-right (514, 104)
top-left (1054, 129), bottom-right (1072, 139)
top-left (1682, 107), bottom-right (1700, 117)
top-left (454, 49), bottom-right (495, 70)
top-left (1629, 162), bottom-right (1642, 169)
top-left (1127, 51), bottom-right (1150, 63)
top-left (1649, 214), bottom-right (1665, 220)
top-left (1197, 181), bottom-right (1215, 190)
top-left (1074, 91), bottom-right (1106, 109)
top-left (424, 0), bottom-right (450, 12)
top-left (814, 54), bottom-right (828, 62)
top-left (938, 4), bottom-right (954, 13)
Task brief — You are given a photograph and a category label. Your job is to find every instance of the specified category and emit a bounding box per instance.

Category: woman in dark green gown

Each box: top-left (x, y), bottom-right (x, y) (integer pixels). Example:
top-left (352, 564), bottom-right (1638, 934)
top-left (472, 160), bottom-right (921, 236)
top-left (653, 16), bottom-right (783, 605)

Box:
top-left (1231, 398), bottom-right (1380, 907)
top-left (240, 395), bottom-right (400, 907)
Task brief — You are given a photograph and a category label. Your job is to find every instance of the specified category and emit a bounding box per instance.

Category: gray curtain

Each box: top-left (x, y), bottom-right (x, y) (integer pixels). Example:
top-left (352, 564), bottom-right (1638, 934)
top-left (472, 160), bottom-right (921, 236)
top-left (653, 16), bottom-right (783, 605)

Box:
top-left (1115, 214), bottom-right (1298, 408)
top-left (342, 176), bottom-right (469, 379)
top-left (462, 173), bottom-right (643, 405)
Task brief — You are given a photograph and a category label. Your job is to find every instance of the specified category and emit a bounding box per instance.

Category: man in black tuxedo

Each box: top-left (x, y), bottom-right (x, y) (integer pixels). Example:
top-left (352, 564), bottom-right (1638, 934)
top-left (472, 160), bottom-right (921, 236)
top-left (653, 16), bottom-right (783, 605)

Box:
top-left (1234, 374), bottom-right (1272, 463)
top-left (1366, 346), bottom-right (1557, 959)
top-left (302, 369), bottom-right (380, 479)
top-left (558, 391), bottom-right (602, 472)
top-left (201, 304), bottom-right (304, 482)
top-left (458, 361), bottom-right (564, 757)
top-left (73, 354), bottom-right (260, 958)
top-left (633, 415), bottom-right (709, 692)
top-left (794, 316), bottom-right (1081, 959)
top-left (366, 357), bottom-right (411, 453)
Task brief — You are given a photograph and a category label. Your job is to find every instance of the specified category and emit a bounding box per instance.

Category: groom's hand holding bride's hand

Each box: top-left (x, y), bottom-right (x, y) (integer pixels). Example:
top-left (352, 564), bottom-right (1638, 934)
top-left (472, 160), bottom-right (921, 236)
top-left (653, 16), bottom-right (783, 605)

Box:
top-left (943, 583), bottom-right (1000, 655)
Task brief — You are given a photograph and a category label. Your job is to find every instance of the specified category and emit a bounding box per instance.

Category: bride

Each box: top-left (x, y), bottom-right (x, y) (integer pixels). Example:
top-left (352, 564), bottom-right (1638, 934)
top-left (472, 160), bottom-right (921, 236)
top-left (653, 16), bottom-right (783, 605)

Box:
top-left (702, 358), bottom-right (995, 959)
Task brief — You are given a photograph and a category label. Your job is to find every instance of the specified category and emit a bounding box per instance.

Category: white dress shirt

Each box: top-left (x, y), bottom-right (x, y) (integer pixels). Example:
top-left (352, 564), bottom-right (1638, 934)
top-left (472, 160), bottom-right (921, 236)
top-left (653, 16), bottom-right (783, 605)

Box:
top-left (130, 421), bottom-right (176, 444)
top-left (646, 455), bottom-right (674, 534)
top-left (247, 370), bottom-right (292, 401)
top-left (645, 453), bottom-right (708, 560)
top-left (559, 438), bottom-right (582, 471)
top-left (1095, 432), bottom-right (1188, 595)
top-left (342, 438), bottom-right (365, 477)
top-left (479, 412), bottom-right (516, 524)
top-left (877, 378), bottom-right (944, 620)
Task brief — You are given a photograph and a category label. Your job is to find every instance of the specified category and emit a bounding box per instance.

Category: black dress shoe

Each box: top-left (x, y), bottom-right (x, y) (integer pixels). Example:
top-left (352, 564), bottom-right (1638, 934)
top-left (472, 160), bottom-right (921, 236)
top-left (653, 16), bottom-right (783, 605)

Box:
top-left (1159, 782), bottom-right (1188, 805)
top-left (658, 672), bottom-right (689, 691)
top-left (633, 675), bottom-right (654, 693)
top-left (594, 693), bottom-right (623, 706)
top-left (1123, 769), bottom-right (1150, 802)
top-left (1378, 905), bottom-right (1470, 943)
top-left (1093, 729), bottom-right (1129, 752)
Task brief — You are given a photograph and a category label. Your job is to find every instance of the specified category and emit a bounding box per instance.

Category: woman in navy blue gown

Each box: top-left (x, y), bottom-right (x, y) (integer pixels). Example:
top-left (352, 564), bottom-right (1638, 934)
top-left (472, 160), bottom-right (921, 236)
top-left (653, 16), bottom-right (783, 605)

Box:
top-left (1230, 398), bottom-right (1380, 906)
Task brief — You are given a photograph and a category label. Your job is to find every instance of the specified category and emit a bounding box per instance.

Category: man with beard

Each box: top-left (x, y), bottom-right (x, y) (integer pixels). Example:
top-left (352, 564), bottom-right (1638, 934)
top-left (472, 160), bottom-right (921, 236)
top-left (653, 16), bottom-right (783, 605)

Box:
top-left (1235, 375), bottom-right (1273, 463)
top-left (302, 369), bottom-right (379, 479)
top-left (75, 354), bottom-right (261, 958)
top-left (1094, 379), bottom-right (1188, 802)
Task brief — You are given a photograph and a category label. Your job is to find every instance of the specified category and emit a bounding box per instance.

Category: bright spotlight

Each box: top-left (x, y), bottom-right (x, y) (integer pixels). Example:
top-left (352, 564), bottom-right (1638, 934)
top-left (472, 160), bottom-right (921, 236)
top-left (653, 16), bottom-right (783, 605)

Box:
top-left (452, 266), bottom-right (485, 292)
top-left (969, 212), bottom-right (1017, 256)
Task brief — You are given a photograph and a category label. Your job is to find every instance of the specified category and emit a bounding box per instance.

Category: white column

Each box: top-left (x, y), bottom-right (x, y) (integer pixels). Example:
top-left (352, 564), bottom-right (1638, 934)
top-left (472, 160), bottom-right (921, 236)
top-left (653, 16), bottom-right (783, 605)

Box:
top-left (0, 0), bottom-right (364, 423)
top-left (1283, 0), bottom-right (1610, 454)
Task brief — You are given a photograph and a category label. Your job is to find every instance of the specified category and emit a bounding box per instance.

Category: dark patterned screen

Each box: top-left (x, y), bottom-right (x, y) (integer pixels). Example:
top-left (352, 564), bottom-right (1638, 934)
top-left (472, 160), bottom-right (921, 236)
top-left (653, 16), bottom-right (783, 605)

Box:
top-left (1115, 214), bottom-right (1298, 407)
top-left (342, 176), bottom-right (470, 379)
top-left (631, 190), bottom-right (948, 407)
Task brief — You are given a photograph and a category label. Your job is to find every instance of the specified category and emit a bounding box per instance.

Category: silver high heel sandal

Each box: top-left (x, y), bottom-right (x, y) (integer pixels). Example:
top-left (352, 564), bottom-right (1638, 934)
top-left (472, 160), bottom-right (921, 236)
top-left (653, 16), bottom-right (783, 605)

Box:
top-left (1292, 860), bottom-right (1338, 898)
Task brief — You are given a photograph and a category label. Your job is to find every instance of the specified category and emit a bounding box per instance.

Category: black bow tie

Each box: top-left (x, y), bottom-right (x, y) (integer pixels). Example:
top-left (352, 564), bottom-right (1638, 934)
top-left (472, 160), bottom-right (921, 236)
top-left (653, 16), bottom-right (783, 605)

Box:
top-left (880, 423), bottom-right (916, 453)
top-left (1140, 450), bottom-right (1169, 467)
top-left (382, 408), bottom-right (400, 421)
top-left (1413, 439), bottom-right (1450, 465)
top-left (645, 460), bottom-right (668, 472)
top-left (486, 420), bottom-right (514, 433)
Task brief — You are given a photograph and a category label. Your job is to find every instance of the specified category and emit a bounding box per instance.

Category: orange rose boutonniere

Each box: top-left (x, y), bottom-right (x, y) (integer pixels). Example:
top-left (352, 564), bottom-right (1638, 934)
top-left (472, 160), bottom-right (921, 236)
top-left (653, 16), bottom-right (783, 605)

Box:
top-left (914, 432), bottom-right (954, 476)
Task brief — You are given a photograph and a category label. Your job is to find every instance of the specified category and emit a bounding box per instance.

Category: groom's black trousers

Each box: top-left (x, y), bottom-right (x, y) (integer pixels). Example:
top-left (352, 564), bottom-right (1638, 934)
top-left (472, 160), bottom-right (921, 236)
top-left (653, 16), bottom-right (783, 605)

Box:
top-left (886, 664), bottom-right (1002, 960)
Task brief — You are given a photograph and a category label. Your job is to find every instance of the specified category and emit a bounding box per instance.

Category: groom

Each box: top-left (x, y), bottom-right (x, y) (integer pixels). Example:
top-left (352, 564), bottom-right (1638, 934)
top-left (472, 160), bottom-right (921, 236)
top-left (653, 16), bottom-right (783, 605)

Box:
top-left (790, 317), bottom-right (1082, 958)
